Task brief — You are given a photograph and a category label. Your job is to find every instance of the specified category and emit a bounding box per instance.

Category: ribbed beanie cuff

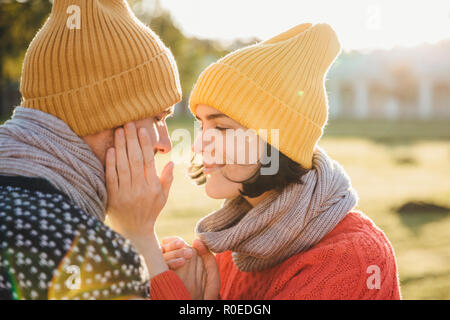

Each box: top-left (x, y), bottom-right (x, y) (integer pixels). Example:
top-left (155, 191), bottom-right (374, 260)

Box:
top-left (22, 51), bottom-right (181, 136)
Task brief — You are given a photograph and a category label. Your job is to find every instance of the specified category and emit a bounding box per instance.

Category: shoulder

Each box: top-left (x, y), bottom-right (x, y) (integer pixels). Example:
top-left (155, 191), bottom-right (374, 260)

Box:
top-left (0, 183), bottom-right (148, 300)
top-left (270, 210), bottom-right (397, 269)
top-left (318, 210), bottom-right (397, 266)
top-left (266, 211), bottom-right (400, 299)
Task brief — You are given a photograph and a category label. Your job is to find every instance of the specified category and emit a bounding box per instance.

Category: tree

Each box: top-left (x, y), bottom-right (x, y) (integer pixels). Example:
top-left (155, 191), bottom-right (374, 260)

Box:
top-left (130, 0), bottom-right (228, 112)
top-left (0, 0), bottom-right (52, 116)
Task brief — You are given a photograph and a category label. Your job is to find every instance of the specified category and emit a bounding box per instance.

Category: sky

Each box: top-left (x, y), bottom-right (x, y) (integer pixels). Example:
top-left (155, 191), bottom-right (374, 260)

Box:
top-left (151, 0), bottom-right (450, 51)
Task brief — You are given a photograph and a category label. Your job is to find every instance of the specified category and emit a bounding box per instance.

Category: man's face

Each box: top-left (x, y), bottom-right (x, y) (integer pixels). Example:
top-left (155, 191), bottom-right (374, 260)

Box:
top-left (82, 108), bottom-right (174, 166)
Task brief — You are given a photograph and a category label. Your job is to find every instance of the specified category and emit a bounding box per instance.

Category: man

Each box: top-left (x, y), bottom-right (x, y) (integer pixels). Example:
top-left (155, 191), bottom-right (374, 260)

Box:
top-left (0, 0), bottom-right (182, 299)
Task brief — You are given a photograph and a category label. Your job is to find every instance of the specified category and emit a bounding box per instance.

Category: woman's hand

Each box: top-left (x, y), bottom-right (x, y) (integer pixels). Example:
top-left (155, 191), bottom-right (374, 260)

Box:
top-left (162, 237), bottom-right (221, 300)
top-left (105, 122), bottom-right (174, 278)
top-left (172, 246), bottom-right (207, 300)
top-left (161, 236), bottom-right (193, 268)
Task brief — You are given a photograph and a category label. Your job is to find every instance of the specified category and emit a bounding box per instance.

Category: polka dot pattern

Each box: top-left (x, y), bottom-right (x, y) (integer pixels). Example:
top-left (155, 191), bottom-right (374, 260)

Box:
top-left (0, 176), bottom-right (149, 300)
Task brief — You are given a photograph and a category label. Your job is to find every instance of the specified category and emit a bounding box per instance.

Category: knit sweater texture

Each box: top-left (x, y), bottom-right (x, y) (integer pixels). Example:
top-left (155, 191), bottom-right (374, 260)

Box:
top-left (0, 175), bottom-right (149, 300)
top-left (151, 210), bottom-right (401, 300)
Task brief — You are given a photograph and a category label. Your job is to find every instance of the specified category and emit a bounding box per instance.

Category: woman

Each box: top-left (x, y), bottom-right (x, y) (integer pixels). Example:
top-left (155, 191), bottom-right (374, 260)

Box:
top-left (107, 23), bottom-right (401, 300)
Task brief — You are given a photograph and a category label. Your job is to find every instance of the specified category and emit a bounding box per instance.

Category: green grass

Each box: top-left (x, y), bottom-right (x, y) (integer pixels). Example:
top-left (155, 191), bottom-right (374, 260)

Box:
top-left (155, 117), bottom-right (450, 300)
top-left (324, 118), bottom-right (450, 143)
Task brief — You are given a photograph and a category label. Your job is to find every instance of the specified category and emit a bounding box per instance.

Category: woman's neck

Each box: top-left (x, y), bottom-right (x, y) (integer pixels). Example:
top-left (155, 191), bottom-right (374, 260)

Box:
top-left (243, 190), bottom-right (277, 207)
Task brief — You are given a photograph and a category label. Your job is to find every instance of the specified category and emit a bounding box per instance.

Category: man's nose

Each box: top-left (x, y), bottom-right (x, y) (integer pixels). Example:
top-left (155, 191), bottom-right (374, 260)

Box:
top-left (154, 125), bottom-right (172, 154)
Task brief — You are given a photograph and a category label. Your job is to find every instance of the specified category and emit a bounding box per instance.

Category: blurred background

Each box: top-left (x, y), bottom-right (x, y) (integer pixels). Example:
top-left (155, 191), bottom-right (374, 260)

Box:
top-left (0, 0), bottom-right (449, 299)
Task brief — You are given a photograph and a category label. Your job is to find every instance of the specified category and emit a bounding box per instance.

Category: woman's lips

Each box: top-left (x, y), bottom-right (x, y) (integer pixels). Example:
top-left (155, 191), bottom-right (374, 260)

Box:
top-left (203, 163), bottom-right (225, 175)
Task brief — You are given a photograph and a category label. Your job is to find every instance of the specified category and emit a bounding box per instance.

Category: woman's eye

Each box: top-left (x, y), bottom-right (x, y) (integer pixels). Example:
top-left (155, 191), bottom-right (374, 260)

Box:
top-left (197, 124), bottom-right (227, 132)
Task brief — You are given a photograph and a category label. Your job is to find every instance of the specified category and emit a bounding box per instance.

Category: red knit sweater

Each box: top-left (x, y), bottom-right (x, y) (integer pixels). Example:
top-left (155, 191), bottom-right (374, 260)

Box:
top-left (151, 210), bottom-right (401, 300)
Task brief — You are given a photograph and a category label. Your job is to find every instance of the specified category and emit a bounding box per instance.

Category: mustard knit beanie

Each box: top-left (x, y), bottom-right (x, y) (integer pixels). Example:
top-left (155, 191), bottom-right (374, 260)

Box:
top-left (20, 0), bottom-right (182, 137)
top-left (189, 23), bottom-right (341, 169)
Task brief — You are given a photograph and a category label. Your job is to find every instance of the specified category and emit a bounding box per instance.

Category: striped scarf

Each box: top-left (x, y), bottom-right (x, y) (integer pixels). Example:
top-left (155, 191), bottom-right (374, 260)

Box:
top-left (196, 145), bottom-right (359, 272)
top-left (0, 107), bottom-right (107, 221)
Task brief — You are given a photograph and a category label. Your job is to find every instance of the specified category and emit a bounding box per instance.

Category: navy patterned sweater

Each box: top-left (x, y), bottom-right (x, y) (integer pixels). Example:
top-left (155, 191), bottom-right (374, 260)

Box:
top-left (0, 175), bottom-right (149, 300)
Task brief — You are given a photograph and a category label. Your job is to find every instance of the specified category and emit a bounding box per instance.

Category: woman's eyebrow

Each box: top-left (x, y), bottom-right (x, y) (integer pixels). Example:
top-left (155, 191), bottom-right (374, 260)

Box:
top-left (195, 113), bottom-right (229, 121)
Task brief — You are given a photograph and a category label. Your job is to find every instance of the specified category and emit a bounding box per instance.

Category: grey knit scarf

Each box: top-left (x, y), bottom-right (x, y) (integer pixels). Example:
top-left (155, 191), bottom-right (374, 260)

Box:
top-left (196, 145), bottom-right (359, 272)
top-left (0, 107), bottom-right (107, 221)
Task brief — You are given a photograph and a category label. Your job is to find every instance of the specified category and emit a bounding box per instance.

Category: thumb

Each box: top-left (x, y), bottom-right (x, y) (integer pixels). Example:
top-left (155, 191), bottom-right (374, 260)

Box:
top-left (193, 238), bottom-right (220, 300)
top-left (193, 238), bottom-right (210, 256)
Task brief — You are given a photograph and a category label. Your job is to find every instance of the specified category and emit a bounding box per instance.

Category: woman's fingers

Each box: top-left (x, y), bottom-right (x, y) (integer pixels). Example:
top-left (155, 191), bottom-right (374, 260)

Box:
top-left (167, 258), bottom-right (187, 270)
top-left (161, 236), bottom-right (187, 246)
top-left (138, 127), bottom-right (158, 185)
top-left (163, 246), bottom-right (193, 270)
top-left (124, 122), bottom-right (144, 185)
top-left (105, 148), bottom-right (118, 196)
top-left (161, 236), bottom-right (187, 253)
top-left (163, 248), bottom-right (193, 262)
top-left (160, 161), bottom-right (174, 199)
top-left (115, 128), bottom-right (131, 188)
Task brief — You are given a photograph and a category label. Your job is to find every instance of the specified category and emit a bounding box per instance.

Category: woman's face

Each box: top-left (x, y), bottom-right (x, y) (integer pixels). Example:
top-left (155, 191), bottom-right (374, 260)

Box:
top-left (193, 104), bottom-right (262, 200)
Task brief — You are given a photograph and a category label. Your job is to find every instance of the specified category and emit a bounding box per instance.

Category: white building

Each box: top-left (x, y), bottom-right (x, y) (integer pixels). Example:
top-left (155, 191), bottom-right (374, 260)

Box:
top-left (326, 40), bottom-right (450, 120)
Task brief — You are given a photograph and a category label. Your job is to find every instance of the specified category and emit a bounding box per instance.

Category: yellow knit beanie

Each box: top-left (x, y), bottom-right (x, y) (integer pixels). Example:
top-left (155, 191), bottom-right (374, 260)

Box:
top-left (20, 0), bottom-right (182, 137)
top-left (189, 23), bottom-right (341, 169)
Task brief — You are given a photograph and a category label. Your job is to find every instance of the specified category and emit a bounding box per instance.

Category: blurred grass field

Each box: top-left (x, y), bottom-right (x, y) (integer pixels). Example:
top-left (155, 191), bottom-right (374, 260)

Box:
top-left (155, 116), bottom-right (450, 300)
